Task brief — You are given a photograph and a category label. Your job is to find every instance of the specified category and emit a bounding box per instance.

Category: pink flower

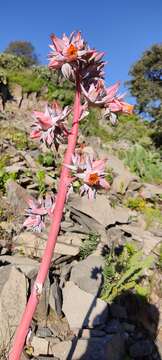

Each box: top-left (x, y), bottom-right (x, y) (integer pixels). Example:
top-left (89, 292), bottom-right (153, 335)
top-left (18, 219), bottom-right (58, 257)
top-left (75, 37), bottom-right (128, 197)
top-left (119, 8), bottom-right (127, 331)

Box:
top-left (49, 31), bottom-right (88, 70)
top-left (23, 195), bottom-right (55, 232)
top-left (31, 101), bottom-right (71, 149)
top-left (49, 31), bottom-right (105, 84)
top-left (81, 80), bottom-right (133, 121)
top-left (66, 155), bottom-right (110, 199)
top-left (81, 80), bottom-right (108, 106)
top-left (104, 83), bottom-right (134, 114)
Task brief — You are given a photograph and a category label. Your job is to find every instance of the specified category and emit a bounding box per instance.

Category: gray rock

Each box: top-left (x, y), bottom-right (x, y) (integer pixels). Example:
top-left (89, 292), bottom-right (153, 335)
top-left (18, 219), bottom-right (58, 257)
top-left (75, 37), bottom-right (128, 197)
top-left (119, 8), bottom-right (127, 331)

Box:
top-left (140, 183), bottom-right (162, 199)
top-left (31, 336), bottom-right (52, 357)
top-left (107, 227), bottom-right (123, 246)
top-left (0, 255), bottom-right (39, 279)
top-left (49, 278), bottom-right (62, 316)
top-left (0, 265), bottom-right (27, 349)
top-left (6, 180), bottom-right (33, 215)
top-left (111, 170), bottom-right (138, 194)
top-left (119, 224), bottom-right (162, 254)
top-left (52, 338), bottom-right (108, 360)
top-left (15, 231), bottom-right (80, 259)
top-left (62, 281), bottom-right (108, 329)
top-left (129, 339), bottom-right (154, 357)
top-left (69, 194), bottom-right (132, 229)
top-left (52, 334), bottom-right (125, 360)
top-left (36, 326), bottom-right (53, 338)
top-left (70, 255), bottom-right (104, 295)
top-left (105, 154), bottom-right (126, 176)
top-left (32, 275), bottom-right (50, 324)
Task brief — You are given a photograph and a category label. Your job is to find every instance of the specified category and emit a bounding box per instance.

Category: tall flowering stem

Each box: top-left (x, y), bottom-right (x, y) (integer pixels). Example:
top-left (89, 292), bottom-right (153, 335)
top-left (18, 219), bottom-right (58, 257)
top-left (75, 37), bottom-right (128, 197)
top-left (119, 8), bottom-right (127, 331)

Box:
top-left (9, 78), bottom-right (81, 360)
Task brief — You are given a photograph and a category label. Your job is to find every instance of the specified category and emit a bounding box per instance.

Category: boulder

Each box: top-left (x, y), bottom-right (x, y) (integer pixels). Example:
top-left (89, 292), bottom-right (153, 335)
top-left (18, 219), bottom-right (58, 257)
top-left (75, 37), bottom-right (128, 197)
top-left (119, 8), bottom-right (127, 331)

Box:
top-left (0, 265), bottom-right (27, 349)
top-left (0, 255), bottom-right (39, 279)
top-left (6, 180), bottom-right (33, 215)
top-left (62, 281), bottom-right (108, 329)
top-left (111, 170), bottom-right (138, 194)
top-left (15, 231), bottom-right (80, 259)
top-left (70, 255), bottom-right (104, 295)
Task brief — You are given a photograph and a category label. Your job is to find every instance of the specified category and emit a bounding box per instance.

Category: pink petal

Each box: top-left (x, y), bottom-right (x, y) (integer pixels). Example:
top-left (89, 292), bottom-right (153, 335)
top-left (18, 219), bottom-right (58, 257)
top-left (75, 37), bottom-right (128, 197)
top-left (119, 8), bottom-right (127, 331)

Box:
top-left (50, 34), bottom-right (65, 52)
top-left (106, 81), bottom-right (120, 100)
top-left (99, 178), bottom-right (110, 190)
top-left (23, 216), bottom-right (39, 228)
top-left (30, 129), bottom-right (41, 139)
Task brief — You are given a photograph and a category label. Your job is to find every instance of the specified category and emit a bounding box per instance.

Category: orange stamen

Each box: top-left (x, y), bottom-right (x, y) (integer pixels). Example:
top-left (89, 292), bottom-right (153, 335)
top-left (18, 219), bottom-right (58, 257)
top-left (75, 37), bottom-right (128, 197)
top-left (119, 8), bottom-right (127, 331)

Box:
top-left (122, 103), bottom-right (134, 114)
top-left (67, 44), bottom-right (78, 58)
top-left (88, 173), bottom-right (100, 186)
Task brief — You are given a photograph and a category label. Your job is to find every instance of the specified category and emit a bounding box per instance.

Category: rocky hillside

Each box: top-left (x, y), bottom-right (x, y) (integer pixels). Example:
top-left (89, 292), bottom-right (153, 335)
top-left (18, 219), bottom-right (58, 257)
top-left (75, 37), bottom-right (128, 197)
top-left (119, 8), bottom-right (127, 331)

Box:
top-left (0, 61), bottom-right (162, 359)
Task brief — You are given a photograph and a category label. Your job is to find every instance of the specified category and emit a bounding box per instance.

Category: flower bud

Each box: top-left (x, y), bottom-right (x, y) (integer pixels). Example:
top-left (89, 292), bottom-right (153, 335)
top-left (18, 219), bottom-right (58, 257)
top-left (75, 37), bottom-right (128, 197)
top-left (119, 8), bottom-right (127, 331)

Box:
top-left (61, 63), bottom-right (74, 80)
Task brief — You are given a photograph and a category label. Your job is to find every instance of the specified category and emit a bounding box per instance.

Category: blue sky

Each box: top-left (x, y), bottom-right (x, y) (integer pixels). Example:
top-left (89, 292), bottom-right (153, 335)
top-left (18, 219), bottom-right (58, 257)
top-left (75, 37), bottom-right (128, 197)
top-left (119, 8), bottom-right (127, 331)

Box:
top-left (0, 0), bottom-right (162, 99)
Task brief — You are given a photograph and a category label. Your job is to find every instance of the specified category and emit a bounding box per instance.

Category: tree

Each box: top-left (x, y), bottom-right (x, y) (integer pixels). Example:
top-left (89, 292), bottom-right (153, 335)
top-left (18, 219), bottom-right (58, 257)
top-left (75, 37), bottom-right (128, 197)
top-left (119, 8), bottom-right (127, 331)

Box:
top-left (127, 44), bottom-right (162, 124)
top-left (4, 40), bottom-right (38, 67)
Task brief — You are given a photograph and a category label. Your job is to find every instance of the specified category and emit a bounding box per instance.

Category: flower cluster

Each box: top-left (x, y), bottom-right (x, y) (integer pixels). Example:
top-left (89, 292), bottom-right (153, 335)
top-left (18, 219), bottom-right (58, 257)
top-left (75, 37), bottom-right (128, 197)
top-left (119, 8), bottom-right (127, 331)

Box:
top-left (49, 31), bottom-right (105, 84)
top-left (48, 31), bottom-right (133, 124)
top-left (31, 101), bottom-right (71, 149)
top-left (23, 195), bottom-right (55, 232)
top-left (27, 30), bottom-right (134, 228)
top-left (66, 153), bottom-right (110, 199)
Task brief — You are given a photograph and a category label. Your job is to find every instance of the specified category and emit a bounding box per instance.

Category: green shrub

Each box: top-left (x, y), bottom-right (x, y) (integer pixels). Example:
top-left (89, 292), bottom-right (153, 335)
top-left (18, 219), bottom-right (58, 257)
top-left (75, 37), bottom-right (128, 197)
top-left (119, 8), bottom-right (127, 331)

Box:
top-left (8, 70), bottom-right (44, 93)
top-left (0, 53), bottom-right (26, 70)
top-left (125, 197), bottom-right (146, 211)
top-left (101, 242), bottom-right (153, 302)
top-left (80, 108), bottom-right (110, 142)
top-left (158, 243), bottom-right (162, 271)
top-left (36, 170), bottom-right (46, 195)
top-left (0, 170), bottom-right (18, 193)
top-left (37, 152), bottom-right (55, 167)
top-left (120, 144), bottom-right (162, 183)
top-left (112, 114), bottom-right (153, 147)
top-left (79, 233), bottom-right (100, 259)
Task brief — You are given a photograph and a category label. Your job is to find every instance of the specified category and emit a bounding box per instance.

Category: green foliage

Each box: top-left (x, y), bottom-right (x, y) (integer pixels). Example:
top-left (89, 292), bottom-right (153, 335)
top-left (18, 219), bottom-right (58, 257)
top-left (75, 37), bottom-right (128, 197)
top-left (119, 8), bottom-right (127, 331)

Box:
top-left (143, 207), bottom-right (162, 229)
top-left (119, 144), bottom-right (162, 183)
top-left (37, 152), bottom-right (55, 167)
top-left (105, 167), bottom-right (114, 185)
top-left (127, 44), bottom-right (162, 124)
top-left (101, 243), bottom-right (153, 302)
top-left (8, 70), bottom-right (44, 93)
top-left (158, 243), bottom-right (162, 270)
top-left (11, 130), bottom-right (28, 150)
top-left (79, 234), bottom-right (100, 260)
top-left (5, 40), bottom-right (38, 67)
top-left (113, 114), bottom-right (153, 147)
top-left (80, 108), bottom-right (110, 142)
top-left (125, 197), bottom-right (146, 211)
top-left (0, 53), bottom-right (26, 70)
top-left (36, 170), bottom-right (46, 195)
top-left (0, 169), bottom-right (18, 193)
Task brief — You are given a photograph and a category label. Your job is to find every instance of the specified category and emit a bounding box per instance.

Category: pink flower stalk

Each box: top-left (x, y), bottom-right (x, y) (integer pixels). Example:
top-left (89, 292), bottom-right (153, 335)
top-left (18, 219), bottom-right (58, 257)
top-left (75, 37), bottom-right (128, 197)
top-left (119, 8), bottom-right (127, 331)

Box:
top-left (9, 30), bottom-right (134, 360)
top-left (9, 75), bottom-right (81, 360)
top-left (67, 155), bottom-right (110, 199)
top-left (23, 195), bottom-right (55, 232)
top-left (31, 101), bottom-right (71, 149)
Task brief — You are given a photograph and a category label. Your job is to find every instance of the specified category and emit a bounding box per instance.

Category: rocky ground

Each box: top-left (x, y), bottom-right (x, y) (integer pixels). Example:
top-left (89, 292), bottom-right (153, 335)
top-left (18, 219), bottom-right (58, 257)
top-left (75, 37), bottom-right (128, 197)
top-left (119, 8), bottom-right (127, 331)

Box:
top-left (0, 107), bottom-right (162, 360)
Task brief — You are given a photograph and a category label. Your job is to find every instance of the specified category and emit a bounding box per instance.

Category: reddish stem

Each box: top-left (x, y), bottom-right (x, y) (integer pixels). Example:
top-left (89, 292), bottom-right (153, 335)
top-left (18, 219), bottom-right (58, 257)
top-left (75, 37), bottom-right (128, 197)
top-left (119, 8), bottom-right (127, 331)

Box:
top-left (9, 79), bottom-right (81, 360)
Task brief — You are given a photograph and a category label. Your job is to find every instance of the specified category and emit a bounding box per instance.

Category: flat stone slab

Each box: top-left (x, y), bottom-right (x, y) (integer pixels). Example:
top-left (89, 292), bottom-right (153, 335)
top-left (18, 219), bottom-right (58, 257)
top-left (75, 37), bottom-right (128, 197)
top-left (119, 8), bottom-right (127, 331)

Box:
top-left (62, 281), bottom-right (108, 329)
